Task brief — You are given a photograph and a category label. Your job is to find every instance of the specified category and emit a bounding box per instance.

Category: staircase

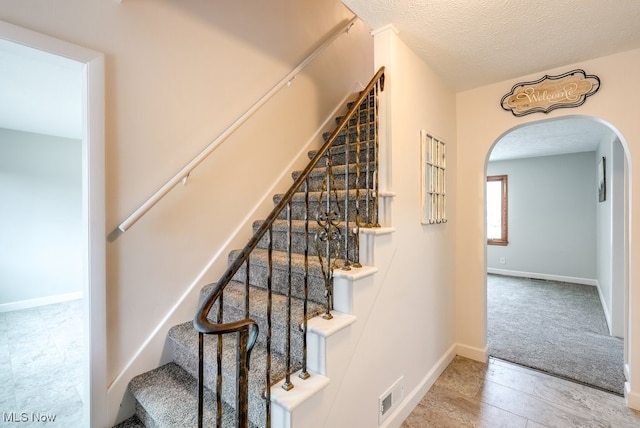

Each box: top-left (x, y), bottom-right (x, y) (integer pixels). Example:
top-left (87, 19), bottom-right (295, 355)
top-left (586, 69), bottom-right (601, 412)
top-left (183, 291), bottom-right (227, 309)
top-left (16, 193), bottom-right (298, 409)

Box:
top-left (116, 69), bottom-right (386, 428)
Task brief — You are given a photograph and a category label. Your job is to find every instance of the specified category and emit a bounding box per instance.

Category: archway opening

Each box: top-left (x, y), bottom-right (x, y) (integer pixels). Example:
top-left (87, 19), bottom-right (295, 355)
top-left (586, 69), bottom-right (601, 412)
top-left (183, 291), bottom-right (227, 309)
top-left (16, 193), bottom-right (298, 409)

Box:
top-left (484, 115), bottom-right (629, 396)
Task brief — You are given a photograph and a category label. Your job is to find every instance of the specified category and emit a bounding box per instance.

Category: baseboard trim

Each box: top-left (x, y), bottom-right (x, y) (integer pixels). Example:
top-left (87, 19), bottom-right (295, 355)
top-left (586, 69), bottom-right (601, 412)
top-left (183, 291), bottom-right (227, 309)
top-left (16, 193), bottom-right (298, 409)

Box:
top-left (625, 382), bottom-right (640, 411)
top-left (487, 268), bottom-right (597, 286)
top-left (595, 280), bottom-right (614, 335)
top-left (0, 291), bottom-right (82, 312)
top-left (455, 343), bottom-right (488, 363)
top-left (381, 344), bottom-right (457, 428)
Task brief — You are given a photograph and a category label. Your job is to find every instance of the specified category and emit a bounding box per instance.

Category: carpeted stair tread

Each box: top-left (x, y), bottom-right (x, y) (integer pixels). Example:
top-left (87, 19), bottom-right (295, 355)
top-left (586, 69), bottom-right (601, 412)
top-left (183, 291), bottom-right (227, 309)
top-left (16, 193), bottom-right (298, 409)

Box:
top-left (274, 188), bottom-right (370, 202)
top-left (307, 144), bottom-right (376, 166)
top-left (229, 247), bottom-right (325, 276)
top-left (227, 247), bottom-right (354, 293)
top-left (253, 218), bottom-right (361, 232)
top-left (200, 280), bottom-right (325, 325)
top-left (292, 163), bottom-right (375, 192)
top-left (226, 248), bottom-right (330, 303)
top-left (128, 362), bottom-right (247, 428)
top-left (251, 218), bottom-right (360, 259)
top-left (273, 189), bottom-right (375, 223)
top-left (199, 280), bottom-right (325, 355)
top-left (293, 162), bottom-right (376, 179)
top-left (168, 322), bottom-right (306, 425)
top-left (113, 415), bottom-right (145, 428)
top-left (169, 322), bottom-right (301, 388)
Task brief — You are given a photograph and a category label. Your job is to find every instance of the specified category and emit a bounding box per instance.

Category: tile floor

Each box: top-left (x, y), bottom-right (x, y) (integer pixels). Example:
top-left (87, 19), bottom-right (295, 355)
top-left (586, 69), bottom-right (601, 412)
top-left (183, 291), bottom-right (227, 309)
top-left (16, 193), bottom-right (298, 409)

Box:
top-left (402, 356), bottom-right (640, 428)
top-left (0, 300), bottom-right (84, 427)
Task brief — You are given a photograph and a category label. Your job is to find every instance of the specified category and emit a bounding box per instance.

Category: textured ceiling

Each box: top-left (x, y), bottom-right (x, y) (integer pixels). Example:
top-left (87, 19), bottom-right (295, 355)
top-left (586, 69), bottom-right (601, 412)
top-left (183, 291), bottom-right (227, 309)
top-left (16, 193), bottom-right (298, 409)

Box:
top-left (489, 117), bottom-right (615, 161)
top-left (343, 0), bottom-right (640, 92)
top-left (343, 0), bottom-right (635, 160)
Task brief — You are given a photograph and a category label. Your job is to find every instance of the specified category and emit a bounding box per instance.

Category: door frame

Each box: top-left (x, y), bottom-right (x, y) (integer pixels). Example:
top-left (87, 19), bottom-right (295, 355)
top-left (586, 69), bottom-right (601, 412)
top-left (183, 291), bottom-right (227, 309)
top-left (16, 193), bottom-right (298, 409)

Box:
top-left (0, 20), bottom-right (106, 427)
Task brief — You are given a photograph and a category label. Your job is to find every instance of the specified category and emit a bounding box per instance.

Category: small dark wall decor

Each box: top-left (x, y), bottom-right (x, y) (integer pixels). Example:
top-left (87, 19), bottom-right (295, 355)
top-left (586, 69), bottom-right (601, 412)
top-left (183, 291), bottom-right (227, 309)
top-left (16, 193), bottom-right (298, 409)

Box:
top-left (599, 156), bottom-right (606, 202)
top-left (501, 69), bottom-right (600, 117)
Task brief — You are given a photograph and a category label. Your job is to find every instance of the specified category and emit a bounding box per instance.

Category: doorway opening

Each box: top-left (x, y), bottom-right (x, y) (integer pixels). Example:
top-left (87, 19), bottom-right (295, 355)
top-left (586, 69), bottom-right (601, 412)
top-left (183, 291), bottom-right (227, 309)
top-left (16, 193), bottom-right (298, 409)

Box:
top-left (0, 20), bottom-right (106, 426)
top-left (484, 115), bottom-right (628, 395)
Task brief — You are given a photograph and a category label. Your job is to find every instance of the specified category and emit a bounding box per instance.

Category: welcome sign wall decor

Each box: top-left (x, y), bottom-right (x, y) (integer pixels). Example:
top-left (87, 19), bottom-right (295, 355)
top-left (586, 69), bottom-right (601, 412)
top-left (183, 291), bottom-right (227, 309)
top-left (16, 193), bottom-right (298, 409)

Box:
top-left (500, 69), bottom-right (600, 117)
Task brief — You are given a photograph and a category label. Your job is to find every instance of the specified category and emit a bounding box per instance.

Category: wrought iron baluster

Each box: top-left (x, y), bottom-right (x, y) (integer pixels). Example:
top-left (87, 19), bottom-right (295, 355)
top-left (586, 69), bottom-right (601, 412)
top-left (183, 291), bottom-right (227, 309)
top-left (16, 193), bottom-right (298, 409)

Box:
top-left (342, 118), bottom-right (352, 271)
top-left (282, 203), bottom-right (294, 391)
top-left (300, 179), bottom-right (310, 380)
top-left (197, 332), bottom-right (204, 428)
top-left (364, 92), bottom-right (373, 227)
top-left (352, 102), bottom-right (363, 268)
top-left (237, 329), bottom-right (250, 427)
top-left (216, 297), bottom-right (224, 426)
top-left (245, 258), bottom-right (250, 317)
top-left (265, 226), bottom-right (273, 427)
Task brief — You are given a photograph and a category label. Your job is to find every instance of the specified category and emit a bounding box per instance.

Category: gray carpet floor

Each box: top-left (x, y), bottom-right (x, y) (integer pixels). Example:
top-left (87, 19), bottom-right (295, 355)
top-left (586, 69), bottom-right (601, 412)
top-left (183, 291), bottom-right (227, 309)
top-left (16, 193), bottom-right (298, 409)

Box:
top-left (487, 274), bottom-right (625, 395)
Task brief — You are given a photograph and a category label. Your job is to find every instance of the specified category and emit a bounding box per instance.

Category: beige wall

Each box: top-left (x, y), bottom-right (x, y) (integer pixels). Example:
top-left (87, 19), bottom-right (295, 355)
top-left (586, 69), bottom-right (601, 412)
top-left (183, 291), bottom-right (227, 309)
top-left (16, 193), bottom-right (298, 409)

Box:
top-left (0, 1), bottom-right (374, 424)
top-left (322, 26), bottom-right (458, 426)
top-left (456, 48), bottom-right (640, 407)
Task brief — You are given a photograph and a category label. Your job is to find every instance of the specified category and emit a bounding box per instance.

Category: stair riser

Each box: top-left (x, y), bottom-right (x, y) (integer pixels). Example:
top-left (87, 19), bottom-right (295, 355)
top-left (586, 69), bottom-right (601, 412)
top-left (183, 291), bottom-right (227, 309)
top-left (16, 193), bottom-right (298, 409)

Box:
top-left (171, 340), bottom-right (268, 426)
top-left (310, 142), bottom-right (376, 167)
top-left (199, 282), bottom-right (323, 357)
top-left (332, 111), bottom-right (376, 129)
top-left (294, 169), bottom-right (375, 193)
top-left (135, 403), bottom-right (157, 428)
top-left (231, 261), bottom-right (329, 304)
top-left (170, 330), bottom-right (301, 427)
top-left (275, 197), bottom-right (376, 224)
top-left (207, 303), bottom-right (311, 360)
top-left (254, 224), bottom-right (358, 259)
top-left (128, 362), bottom-right (239, 428)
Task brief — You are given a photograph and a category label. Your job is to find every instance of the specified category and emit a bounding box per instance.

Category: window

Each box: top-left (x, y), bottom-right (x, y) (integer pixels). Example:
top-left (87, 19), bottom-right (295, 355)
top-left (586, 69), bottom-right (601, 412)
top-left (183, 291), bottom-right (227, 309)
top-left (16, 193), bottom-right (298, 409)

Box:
top-left (420, 130), bottom-right (447, 224)
top-left (487, 175), bottom-right (508, 245)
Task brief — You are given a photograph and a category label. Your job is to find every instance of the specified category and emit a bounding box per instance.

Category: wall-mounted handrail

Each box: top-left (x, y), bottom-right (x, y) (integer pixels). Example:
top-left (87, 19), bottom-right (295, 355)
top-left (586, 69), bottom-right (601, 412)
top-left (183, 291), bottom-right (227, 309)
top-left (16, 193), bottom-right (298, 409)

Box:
top-left (111, 16), bottom-right (358, 238)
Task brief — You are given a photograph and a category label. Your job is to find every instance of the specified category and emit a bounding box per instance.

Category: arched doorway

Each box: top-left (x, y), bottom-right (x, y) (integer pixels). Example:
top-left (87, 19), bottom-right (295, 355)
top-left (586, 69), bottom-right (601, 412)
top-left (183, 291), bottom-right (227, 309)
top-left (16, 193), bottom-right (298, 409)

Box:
top-left (484, 115), bottom-right (629, 395)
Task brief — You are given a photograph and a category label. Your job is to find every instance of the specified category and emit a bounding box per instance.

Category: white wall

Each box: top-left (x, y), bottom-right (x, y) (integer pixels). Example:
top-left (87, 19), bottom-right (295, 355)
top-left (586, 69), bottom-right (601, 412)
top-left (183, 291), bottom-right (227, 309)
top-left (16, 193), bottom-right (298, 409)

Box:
top-left (322, 26), bottom-right (458, 427)
top-left (0, 128), bottom-right (82, 307)
top-left (456, 49), bottom-right (640, 408)
top-left (486, 152), bottom-right (598, 283)
top-left (0, 1), bottom-right (374, 424)
top-left (596, 136), bottom-right (626, 337)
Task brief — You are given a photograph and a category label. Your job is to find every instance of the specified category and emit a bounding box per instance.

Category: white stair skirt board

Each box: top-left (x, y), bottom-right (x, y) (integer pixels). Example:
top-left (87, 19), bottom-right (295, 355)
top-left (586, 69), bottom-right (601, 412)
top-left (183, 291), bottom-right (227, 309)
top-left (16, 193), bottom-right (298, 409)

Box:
top-left (360, 226), bottom-right (395, 267)
top-left (269, 261), bottom-right (374, 427)
top-left (271, 312), bottom-right (356, 428)
top-left (270, 370), bottom-right (330, 428)
top-left (333, 266), bottom-right (378, 314)
top-left (305, 311), bottom-right (358, 376)
top-left (269, 220), bottom-right (395, 427)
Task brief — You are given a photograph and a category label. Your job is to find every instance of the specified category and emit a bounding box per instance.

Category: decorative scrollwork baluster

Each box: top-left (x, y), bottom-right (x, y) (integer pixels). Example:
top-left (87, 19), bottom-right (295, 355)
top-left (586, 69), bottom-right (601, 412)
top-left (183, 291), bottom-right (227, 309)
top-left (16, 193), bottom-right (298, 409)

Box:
top-left (315, 153), bottom-right (342, 319)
